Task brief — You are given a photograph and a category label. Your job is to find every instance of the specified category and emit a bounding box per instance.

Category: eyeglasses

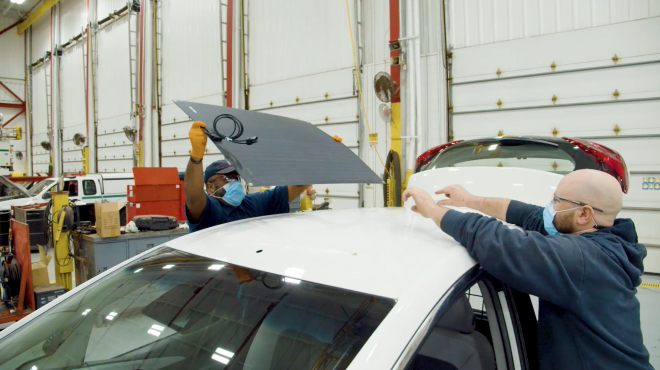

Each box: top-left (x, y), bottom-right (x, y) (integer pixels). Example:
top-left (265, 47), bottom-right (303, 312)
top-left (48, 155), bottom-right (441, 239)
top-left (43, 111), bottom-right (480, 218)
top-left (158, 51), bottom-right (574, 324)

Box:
top-left (552, 194), bottom-right (603, 213)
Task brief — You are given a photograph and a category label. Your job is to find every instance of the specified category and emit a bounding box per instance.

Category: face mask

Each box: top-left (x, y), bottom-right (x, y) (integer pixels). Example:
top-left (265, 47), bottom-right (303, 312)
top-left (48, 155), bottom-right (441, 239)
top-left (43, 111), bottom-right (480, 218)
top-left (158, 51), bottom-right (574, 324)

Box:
top-left (210, 179), bottom-right (245, 207)
top-left (543, 202), bottom-right (580, 235)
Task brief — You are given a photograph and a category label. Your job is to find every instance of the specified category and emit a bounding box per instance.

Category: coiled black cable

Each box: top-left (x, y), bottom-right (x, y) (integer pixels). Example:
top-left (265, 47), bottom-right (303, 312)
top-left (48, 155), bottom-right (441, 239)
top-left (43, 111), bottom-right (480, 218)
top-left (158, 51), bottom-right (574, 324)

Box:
top-left (201, 113), bottom-right (258, 145)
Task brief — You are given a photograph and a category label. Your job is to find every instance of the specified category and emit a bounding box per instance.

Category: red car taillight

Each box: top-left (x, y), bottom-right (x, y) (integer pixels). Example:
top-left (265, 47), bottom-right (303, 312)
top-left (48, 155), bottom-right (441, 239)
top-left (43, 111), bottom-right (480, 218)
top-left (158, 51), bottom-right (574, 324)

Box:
top-left (562, 137), bottom-right (629, 193)
top-left (415, 140), bottom-right (463, 172)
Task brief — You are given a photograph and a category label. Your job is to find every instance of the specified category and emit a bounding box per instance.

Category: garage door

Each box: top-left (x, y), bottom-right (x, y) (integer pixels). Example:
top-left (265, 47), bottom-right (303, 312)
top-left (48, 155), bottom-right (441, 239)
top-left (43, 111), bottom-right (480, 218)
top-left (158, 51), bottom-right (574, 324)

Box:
top-left (30, 63), bottom-right (50, 175)
top-left (447, 2), bottom-right (660, 271)
top-left (249, 0), bottom-right (361, 210)
top-left (159, 0), bottom-right (228, 170)
top-left (95, 11), bottom-right (134, 173)
top-left (60, 0), bottom-right (88, 174)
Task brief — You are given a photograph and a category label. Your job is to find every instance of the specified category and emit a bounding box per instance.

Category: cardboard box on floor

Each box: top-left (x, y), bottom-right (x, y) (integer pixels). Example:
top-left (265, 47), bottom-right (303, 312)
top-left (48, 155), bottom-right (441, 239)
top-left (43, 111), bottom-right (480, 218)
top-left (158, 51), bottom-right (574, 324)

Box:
top-left (94, 202), bottom-right (122, 238)
top-left (32, 245), bottom-right (51, 287)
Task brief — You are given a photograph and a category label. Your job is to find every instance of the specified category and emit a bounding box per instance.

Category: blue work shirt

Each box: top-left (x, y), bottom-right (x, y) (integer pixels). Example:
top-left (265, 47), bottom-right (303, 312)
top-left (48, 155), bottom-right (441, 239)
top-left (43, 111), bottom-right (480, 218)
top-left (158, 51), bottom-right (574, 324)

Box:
top-left (186, 185), bottom-right (289, 233)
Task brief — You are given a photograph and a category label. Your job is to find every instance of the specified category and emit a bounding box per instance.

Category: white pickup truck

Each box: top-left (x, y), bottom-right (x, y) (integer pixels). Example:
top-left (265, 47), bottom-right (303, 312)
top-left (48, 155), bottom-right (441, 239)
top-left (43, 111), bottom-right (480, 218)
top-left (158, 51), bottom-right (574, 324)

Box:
top-left (0, 173), bottom-right (134, 211)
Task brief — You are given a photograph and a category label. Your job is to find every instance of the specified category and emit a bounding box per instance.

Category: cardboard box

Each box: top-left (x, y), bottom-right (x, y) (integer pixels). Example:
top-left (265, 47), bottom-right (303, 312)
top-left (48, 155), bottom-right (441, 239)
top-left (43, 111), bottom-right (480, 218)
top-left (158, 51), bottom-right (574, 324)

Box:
top-left (94, 202), bottom-right (121, 238)
top-left (31, 245), bottom-right (51, 287)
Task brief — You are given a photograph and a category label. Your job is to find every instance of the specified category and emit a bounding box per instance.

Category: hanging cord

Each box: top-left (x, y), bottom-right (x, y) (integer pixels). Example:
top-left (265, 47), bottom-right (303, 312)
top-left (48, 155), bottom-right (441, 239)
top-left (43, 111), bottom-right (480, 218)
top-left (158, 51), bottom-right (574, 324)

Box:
top-left (202, 114), bottom-right (258, 145)
top-left (344, 0), bottom-right (389, 177)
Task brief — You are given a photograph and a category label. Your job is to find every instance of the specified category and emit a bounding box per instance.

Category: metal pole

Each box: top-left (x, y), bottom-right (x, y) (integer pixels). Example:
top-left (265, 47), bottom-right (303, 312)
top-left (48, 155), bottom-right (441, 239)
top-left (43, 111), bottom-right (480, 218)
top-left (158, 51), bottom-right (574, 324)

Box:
top-left (52, 4), bottom-right (62, 177)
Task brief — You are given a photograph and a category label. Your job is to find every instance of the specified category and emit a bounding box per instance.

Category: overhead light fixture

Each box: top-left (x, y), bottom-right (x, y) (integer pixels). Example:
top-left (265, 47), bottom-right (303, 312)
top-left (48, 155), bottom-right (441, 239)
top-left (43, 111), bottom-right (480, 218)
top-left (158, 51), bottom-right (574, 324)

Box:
top-left (105, 312), bottom-right (118, 320)
top-left (208, 264), bottom-right (224, 270)
top-left (81, 309), bottom-right (91, 316)
top-left (488, 144), bottom-right (498, 151)
top-left (148, 324), bottom-right (165, 337)
top-left (10, 0), bottom-right (26, 4)
top-left (284, 277), bottom-right (301, 285)
top-left (134, 268), bottom-right (143, 273)
top-left (163, 264), bottom-right (175, 269)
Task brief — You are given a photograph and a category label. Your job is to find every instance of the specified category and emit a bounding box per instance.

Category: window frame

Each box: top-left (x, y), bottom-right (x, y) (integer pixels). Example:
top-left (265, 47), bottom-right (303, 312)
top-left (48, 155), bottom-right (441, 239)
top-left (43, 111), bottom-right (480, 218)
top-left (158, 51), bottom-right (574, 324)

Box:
top-left (83, 179), bottom-right (98, 196)
top-left (394, 270), bottom-right (537, 370)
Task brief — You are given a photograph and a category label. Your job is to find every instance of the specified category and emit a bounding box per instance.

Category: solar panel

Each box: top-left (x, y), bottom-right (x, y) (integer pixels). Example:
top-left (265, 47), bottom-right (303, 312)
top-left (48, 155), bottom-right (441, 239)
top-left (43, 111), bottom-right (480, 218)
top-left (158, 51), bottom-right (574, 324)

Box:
top-left (174, 101), bottom-right (383, 186)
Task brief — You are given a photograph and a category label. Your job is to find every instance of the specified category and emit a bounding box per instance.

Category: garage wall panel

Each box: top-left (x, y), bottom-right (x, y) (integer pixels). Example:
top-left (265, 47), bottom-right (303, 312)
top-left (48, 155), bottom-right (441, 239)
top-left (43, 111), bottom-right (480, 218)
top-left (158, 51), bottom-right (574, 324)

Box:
top-left (31, 64), bottom-right (50, 174)
top-left (0, 15), bottom-right (26, 79)
top-left (31, 13), bottom-right (51, 63)
top-left (96, 17), bottom-right (133, 172)
top-left (448, 2), bottom-right (660, 266)
top-left (249, 0), bottom-right (361, 209)
top-left (448, 0), bottom-right (659, 49)
top-left (60, 43), bottom-right (86, 173)
top-left (159, 0), bottom-right (227, 170)
top-left (60, 0), bottom-right (87, 41)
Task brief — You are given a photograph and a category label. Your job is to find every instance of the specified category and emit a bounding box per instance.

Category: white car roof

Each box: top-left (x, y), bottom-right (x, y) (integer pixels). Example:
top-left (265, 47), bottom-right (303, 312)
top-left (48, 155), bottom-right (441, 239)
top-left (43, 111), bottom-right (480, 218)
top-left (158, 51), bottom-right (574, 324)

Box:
top-left (168, 207), bottom-right (475, 300)
top-left (168, 207), bottom-right (477, 369)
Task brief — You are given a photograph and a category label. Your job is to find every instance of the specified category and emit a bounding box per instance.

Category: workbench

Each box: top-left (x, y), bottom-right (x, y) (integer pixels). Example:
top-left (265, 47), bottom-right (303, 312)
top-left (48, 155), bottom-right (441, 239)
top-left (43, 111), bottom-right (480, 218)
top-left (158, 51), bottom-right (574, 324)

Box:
top-left (72, 228), bottom-right (187, 284)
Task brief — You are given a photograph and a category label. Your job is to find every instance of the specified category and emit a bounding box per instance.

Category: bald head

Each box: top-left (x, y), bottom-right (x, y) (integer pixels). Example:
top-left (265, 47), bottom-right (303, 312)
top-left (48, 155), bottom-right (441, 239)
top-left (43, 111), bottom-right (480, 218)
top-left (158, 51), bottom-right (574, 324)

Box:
top-left (556, 169), bottom-right (623, 226)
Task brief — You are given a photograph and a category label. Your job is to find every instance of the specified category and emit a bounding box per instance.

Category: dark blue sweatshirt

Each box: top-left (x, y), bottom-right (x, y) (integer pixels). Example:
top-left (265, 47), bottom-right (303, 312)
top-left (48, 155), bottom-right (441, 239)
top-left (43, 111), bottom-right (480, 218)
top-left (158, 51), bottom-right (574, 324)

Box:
top-left (440, 201), bottom-right (653, 370)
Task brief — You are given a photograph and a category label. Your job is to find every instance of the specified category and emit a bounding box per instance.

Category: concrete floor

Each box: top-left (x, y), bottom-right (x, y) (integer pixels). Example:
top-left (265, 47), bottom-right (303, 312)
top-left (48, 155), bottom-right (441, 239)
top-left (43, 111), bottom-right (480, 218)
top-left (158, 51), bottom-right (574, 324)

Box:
top-left (4, 252), bottom-right (660, 368)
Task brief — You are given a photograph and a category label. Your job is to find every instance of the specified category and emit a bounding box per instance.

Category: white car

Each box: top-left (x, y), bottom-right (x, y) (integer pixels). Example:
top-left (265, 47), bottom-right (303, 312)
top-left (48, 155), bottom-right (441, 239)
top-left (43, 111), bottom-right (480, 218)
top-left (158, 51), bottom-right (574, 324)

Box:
top-left (0, 173), bottom-right (134, 211)
top-left (0, 167), bottom-right (558, 370)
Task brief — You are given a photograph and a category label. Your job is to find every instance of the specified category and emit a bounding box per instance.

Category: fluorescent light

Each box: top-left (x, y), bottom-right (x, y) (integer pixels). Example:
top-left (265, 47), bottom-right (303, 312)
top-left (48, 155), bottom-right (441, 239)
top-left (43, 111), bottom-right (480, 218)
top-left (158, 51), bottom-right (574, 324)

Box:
top-left (163, 264), bottom-right (175, 269)
top-left (215, 348), bottom-right (234, 358)
top-left (105, 316), bottom-right (115, 320)
top-left (488, 144), bottom-right (498, 151)
top-left (134, 268), bottom-right (143, 273)
top-left (151, 324), bottom-right (165, 331)
top-left (108, 312), bottom-right (117, 316)
top-left (10, 0), bottom-right (26, 4)
top-left (147, 329), bottom-right (161, 337)
top-left (211, 354), bottom-right (230, 364)
top-left (284, 277), bottom-right (301, 285)
top-left (81, 309), bottom-right (91, 316)
top-left (512, 183), bottom-right (524, 187)
top-left (208, 264), bottom-right (224, 270)
top-left (30, 366), bottom-right (37, 370)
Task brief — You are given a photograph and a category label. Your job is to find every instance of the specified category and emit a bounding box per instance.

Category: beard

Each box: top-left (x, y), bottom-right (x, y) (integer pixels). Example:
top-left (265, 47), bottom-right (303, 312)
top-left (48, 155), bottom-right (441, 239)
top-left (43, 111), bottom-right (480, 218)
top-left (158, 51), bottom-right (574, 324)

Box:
top-left (553, 211), bottom-right (577, 234)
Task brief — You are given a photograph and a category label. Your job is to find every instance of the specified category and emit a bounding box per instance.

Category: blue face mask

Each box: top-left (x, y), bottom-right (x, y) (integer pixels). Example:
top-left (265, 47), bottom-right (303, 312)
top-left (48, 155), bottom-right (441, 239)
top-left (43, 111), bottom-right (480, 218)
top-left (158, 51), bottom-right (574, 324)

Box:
top-left (211, 179), bottom-right (245, 207)
top-left (543, 202), bottom-right (581, 235)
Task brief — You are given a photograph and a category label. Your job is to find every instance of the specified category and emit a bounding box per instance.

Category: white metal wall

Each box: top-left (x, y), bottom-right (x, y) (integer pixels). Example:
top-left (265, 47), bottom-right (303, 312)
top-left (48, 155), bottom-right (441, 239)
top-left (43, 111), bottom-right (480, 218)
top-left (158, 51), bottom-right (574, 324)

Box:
top-left (60, 0), bottom-right (88, 173)
top-left (0, 15), bottom-right (27, 174)
top-left (248, 0), bottom-right (361, 209)
top-left (95, 11), bottom-right (133, 173)
top-left (29, 14), bottom-right (53, 175)
top-left (159, 0), bottom-right (228, 170)
top-left (447, 2), bottom-right (660, 271)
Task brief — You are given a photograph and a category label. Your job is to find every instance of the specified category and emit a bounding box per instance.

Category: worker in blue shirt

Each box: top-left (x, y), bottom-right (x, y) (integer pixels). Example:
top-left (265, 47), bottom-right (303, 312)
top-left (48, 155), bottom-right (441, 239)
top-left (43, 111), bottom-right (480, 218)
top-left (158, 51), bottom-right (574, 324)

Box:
top-left (184, 121), bottom-right (311, 233)
top-left (403, 169), bottom-right (652, 370)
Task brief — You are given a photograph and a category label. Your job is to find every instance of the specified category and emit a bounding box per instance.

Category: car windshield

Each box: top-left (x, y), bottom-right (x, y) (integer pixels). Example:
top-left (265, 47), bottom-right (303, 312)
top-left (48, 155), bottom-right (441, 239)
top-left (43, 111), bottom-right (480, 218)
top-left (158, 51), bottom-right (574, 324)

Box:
top-left (0, 248), bottom-right (395, 370)
top-left (27, 179), bottom-right (55, 196)
top-left (426, 139), bottom-right (577, 174)
top-left (0, 176), bottom-right (28, 198)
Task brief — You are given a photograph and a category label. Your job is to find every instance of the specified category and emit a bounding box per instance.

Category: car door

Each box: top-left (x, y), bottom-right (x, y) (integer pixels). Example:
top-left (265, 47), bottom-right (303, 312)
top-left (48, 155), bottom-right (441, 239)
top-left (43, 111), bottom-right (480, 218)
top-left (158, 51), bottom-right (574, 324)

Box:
top-left (396, 269), bottom-right (538, 370)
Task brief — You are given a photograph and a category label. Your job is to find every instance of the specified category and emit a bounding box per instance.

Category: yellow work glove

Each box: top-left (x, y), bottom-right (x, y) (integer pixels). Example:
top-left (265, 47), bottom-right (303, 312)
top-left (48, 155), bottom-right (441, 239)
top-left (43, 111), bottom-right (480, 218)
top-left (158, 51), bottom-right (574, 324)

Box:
top-left (189, 121), bottom-right (207, 159)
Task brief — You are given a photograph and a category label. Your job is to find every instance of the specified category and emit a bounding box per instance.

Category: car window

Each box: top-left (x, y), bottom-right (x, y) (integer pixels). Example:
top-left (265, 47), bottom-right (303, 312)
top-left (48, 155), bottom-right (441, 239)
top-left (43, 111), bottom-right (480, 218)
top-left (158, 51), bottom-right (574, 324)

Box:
top-left (27, 179), bottom-right (55, 196)
top-left (83, 180), bottom-right (97, 195)
top-left (412, 281), bottom-right (498, 370)
top-left (64, 181), bottom-right (78, 197)
top-left (427, 141), bottom-right (577, 174)
top-left (0, 248), bottom-right (395, 370)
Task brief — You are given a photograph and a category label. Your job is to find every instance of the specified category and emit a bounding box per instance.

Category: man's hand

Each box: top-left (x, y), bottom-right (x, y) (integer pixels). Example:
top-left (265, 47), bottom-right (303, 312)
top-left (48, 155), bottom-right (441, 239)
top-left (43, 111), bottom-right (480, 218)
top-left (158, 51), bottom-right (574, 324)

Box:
top-left (287, 185), bottom-right (313, 203)
top-left (403, 186), bottom-right (449, 226)
top-left (436, 184), bottom-right (475, 208)
top-left (189, 121), bottom-right (207, 159)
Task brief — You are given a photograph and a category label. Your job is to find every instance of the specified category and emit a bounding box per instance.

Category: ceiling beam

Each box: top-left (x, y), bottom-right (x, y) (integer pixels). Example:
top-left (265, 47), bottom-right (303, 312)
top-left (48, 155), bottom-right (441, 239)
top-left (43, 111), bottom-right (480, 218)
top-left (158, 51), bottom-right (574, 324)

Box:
top-left (17, 0), bottom-right (60, 35)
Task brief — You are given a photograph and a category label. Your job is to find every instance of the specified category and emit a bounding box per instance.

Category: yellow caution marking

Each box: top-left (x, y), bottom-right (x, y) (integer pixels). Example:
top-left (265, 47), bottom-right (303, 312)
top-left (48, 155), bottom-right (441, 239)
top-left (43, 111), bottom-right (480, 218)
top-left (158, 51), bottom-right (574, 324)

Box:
top-left (640, 282), bottom-right (660, 289)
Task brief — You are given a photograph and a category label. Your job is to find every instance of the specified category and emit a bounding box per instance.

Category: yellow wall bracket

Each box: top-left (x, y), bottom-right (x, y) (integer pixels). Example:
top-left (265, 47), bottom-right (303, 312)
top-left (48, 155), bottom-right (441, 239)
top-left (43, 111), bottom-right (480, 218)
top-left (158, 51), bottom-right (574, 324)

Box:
top-left (17, 0), bottom-right (60, 35)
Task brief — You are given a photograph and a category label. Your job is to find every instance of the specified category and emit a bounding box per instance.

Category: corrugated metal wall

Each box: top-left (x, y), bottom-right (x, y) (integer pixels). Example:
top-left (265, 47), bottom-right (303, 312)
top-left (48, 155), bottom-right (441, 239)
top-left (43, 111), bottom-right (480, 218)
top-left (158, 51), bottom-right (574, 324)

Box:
top-left (447, 2), bottom-right (660, 271)
top-left (95, 6), bottom-right (133, 173)
top-left (29, 14), bottom-right (52, 175)
top-left (0, 15), bottom-right (27, 174)
top-left (248, 0), bottom-right (361, 209)
top-left (60, 0), bottom-right (88, 173)
top-left (159, 0), bottom-right (228, 170)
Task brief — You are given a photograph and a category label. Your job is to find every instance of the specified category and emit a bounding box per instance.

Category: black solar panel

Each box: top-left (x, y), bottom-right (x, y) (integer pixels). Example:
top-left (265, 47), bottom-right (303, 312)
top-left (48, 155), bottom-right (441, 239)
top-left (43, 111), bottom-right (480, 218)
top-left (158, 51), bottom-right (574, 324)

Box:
top-left (175, 101), bottom-right (382, 186)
